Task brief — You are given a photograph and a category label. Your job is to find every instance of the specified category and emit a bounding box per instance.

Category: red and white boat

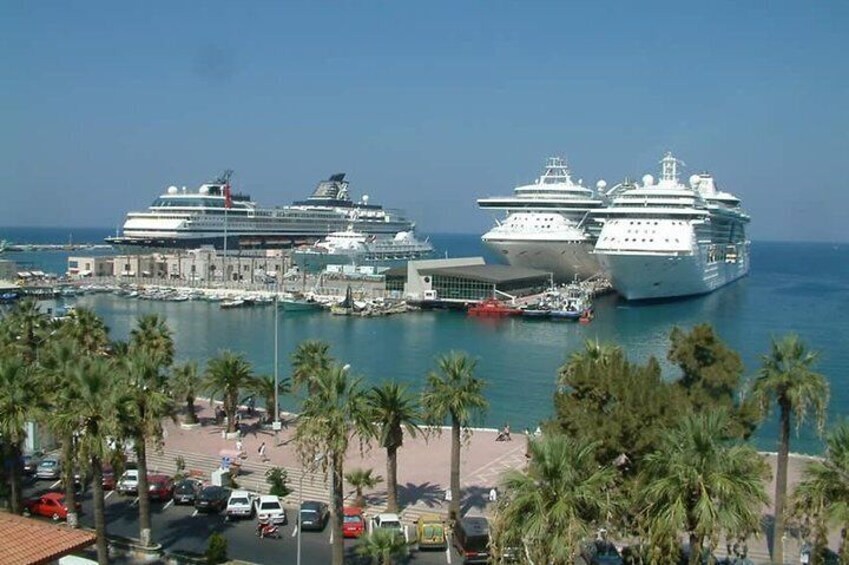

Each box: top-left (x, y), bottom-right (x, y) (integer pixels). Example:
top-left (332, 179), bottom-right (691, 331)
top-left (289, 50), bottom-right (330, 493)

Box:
top-left (467, 298), bottom-right (522, 317)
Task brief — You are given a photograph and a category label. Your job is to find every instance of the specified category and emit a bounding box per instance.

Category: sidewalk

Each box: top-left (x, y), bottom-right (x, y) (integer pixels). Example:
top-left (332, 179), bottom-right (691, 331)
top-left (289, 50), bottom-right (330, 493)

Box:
top-left (153, 402), bottom-right (835, 564)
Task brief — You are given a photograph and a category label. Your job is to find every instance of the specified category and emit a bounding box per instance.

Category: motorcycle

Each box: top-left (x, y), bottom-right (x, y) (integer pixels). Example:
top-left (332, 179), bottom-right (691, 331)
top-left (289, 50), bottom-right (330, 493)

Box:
top-left (256, 518), bottom-right (281, 539)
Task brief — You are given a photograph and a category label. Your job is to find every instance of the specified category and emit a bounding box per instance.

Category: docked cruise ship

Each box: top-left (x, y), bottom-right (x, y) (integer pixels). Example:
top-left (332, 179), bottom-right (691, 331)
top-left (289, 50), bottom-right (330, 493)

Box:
top-left (593, 153), bottom-right (750, 300)
top-left (477, 157), bottom-right (607, 281)
top-left (107, 172), bottom-right (414, 250)
top-left (294, 227), bottom-right (433, 262)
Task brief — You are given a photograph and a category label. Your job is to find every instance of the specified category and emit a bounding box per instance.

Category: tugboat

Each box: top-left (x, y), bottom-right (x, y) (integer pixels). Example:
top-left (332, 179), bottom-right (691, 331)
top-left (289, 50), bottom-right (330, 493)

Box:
top-left (467, 298), bottom-right (523, 318)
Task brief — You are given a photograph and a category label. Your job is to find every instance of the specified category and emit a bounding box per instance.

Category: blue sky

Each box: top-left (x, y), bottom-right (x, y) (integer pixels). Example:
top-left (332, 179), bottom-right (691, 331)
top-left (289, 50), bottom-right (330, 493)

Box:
top-left (2, 1), bottom-right (848, 241)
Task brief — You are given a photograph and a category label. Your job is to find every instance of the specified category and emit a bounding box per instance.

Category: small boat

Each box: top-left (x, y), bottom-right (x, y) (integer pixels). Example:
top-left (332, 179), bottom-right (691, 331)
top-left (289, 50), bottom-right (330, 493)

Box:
top-left (467, 298), bottom-right (522, 317)
top-left (279, 297), bottom-right (323, 312)
top-left (220, 299), bottom-right (246, 309)
top-left (522, 307), bottom-right (551, 318)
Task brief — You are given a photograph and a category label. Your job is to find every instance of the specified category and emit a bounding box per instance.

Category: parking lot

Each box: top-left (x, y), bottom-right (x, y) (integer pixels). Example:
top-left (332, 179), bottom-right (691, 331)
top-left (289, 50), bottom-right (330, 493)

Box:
top-left (23, 475), bottom-right (467, 564)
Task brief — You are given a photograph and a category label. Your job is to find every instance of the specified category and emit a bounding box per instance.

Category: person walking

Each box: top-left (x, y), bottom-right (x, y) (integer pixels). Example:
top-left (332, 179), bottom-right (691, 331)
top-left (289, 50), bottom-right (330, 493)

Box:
top-left (236, 437), bottom-right (244, 458)
top-left (258, 441), bottom-right (268, 462)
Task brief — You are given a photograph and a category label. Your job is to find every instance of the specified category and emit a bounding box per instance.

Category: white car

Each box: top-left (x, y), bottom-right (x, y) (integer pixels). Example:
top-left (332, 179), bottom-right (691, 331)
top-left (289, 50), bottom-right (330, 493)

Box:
top-left (255, 495), bottom-right (287, 525)
top-left (372, 512), bottom-right (404, 538)
top-left (117, 469), bottom-right (140, 495)
top-left (225, 490), bottom-right (255, 520)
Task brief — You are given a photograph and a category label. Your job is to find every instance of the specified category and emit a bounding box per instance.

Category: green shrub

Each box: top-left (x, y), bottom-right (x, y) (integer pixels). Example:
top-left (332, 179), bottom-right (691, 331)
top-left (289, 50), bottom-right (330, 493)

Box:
top-left (205, 533), bottom-right (228, 564)
top-left (265, 467), bottom-right (292, 498)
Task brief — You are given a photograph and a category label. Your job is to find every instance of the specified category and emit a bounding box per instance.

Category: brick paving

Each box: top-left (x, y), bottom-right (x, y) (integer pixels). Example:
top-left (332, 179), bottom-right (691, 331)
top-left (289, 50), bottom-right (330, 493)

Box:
top-left (152, 402), bottom-right (842, 564)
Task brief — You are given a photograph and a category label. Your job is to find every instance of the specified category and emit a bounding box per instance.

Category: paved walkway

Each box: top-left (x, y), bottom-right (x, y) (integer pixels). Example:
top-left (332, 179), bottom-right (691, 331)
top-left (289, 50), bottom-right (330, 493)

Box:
top-left (151, 403), bottom-right (840, 564)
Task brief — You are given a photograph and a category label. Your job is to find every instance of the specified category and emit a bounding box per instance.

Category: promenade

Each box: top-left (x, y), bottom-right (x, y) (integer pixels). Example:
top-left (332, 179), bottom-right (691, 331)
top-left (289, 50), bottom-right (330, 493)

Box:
top-left (147, 402), bottom-right (842, 564)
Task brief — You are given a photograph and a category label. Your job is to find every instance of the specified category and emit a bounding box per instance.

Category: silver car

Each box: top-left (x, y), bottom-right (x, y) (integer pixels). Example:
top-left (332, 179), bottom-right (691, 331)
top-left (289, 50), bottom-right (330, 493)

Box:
top-left (36, 458), bottom-right (61, 480)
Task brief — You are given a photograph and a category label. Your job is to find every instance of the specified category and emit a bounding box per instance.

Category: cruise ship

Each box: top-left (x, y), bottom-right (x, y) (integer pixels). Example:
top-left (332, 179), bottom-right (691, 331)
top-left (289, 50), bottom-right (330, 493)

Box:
top-left (477, 157), bottom-right (607, 281)
top-left (106, 171), bottom-right (414, 250)
top-left (294, 227), bottom-right (433, 262)
top-left (593, 153), bottom-right (750, 300)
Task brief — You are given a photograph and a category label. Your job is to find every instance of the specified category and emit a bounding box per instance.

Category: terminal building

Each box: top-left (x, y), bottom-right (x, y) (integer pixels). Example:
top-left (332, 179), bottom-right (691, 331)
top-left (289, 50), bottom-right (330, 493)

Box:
top-left (387, 257), bottom-right (552, 306)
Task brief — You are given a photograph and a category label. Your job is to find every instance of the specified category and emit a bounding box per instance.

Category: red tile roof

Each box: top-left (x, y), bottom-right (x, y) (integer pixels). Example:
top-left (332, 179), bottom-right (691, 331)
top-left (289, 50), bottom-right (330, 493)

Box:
top-left (0, 512), bottom-right (96, 565)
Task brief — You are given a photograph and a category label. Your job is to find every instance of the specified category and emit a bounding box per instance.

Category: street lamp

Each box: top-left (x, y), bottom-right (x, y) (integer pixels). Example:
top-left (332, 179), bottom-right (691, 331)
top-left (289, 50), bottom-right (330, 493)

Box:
top-left (298, 453), bottom-right (326, 565)
top-left (273, 293), bottom-right (281, 445)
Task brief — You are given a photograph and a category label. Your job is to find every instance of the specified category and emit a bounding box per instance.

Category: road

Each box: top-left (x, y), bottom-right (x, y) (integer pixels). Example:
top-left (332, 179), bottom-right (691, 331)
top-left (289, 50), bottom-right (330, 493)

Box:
top-left (23, 477), bottom-right (462, 564)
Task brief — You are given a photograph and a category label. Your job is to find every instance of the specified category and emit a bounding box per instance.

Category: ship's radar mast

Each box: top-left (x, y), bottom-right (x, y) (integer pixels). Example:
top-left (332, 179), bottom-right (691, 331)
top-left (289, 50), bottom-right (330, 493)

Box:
top-left (216, 169), bottom-right (234, 185)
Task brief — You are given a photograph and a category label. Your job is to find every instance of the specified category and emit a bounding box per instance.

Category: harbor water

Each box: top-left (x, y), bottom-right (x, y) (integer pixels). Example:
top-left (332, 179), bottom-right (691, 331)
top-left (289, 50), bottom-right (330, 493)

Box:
top-left (2, 228), bottom-right (848, 454)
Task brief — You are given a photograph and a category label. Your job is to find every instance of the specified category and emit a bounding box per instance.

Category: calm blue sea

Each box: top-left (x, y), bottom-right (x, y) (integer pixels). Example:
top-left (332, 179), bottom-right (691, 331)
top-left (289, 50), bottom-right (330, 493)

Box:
top-left (2, 227), bottom-right (847, 454)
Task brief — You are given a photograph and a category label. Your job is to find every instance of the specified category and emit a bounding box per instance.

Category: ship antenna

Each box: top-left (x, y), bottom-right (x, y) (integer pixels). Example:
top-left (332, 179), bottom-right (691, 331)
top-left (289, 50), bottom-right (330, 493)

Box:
top-left (217, 169), bottom-right (234, 185)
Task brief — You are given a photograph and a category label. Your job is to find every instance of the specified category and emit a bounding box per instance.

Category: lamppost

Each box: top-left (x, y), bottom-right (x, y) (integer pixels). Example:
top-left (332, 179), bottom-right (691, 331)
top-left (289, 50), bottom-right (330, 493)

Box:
top-left (298, 453), bottom-right (326, 565)
top-left (273, 293), bottom-right (281, 445)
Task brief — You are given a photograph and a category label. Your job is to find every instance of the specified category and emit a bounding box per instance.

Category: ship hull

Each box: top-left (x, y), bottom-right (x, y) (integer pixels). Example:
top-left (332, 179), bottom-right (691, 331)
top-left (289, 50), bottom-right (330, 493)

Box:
top-left (482, 238), bottom-right (601, 281)
top-left (597, 242), bottom-right (750, 301)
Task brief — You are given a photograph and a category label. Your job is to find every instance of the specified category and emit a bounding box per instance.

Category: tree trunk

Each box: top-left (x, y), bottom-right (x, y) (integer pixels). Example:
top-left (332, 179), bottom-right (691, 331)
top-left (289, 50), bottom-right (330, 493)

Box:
top-left (772, 398), bottom-right (791, 565)
top-left (450, 415), bottom-right (461, 521)
top-left (386, 444), bottom-right (399, 513)
top-left (689, 533), bottom-right (702, 565)
top-left (8, 441), bottom-right (23, 514)
top-left (91, 455), bottom-right (109, 565)
top-left (331, 452), bottom-right (345, 565)
top-left (186, 397), bottom-right (197, 424)
top-left (227, 390), bottom-right (237, 434)
top-left (136, 436), bottom-right (152, 547)
top-left (62, 435), bottom-right (78, 527)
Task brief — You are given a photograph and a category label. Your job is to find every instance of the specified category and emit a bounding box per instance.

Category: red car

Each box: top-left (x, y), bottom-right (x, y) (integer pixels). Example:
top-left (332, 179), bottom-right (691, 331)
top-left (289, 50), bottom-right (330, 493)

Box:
top-left (24, 492), bottom-right (80, 521)
top-left (147, 474), bottom-right (174, 501)
top-left (342, 506), bottom-right (366, 538)
top-left (101, 466), bottom-right (116, 491)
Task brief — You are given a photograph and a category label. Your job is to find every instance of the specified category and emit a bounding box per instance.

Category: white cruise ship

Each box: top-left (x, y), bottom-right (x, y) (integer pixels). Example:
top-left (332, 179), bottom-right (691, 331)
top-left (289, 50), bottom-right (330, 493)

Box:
top-left (107, 172), bottom-right (414, 250)
top-left (295, 227), bottom-right (433, 262)
top-left (593, 153), bottom-right (750, 301)
top-left (477, 157), bottom-right (607, 281)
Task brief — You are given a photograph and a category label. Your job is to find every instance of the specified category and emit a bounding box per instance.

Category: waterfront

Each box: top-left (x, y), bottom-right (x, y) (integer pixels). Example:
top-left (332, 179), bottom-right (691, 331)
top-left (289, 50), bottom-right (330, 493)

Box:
top-left (3, 231), bottom-right (848, 454)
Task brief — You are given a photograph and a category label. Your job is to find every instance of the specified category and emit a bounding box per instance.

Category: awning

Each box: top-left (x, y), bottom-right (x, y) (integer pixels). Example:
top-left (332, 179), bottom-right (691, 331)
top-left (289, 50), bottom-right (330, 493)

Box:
top-left (142, 271), bottom-right (151, 276)
top-left (78, 270), bottom-right (92, 276)
top-left (266, 271), bottom-right (278, 277)
top-left (121, 271), bottom-right (136, 276)
top-left (17, 271), bottom-right (32, 278)
top-left (31, 270), bottom-right (46, 277)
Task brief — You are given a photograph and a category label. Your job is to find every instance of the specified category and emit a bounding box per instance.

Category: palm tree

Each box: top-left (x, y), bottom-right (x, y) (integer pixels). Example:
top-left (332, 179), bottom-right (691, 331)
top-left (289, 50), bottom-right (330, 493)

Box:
top-left (171, 361), bottom-right (204, 425)
top-left (119, 350), bottom-right (175, 547)
top-left (39, 339), bottom-right (84, 527)
top-left (205, 351), bottom-right (254, 434)
top-left (421, 351), bottom-right (488, 520)
top-left (4, 298), bottom-right (48, 363)
top-left (252, 373), bottom-right (292, 424)
top-left (129, 314), bottom-right (174, 368)
top-left (294, 362), bottom-right (373, 565)
top-left (345, 468), bottom-right (383, 508)
top-left (790, 422), bottom-right (849, 563)
top-left (368, 381), bottom-right (421, 512)
top-left (355, 528), bottom-right (409, 565)
top-left (638, 412), bottom-right (769, 565)
top-left (492, 433), bottom-right (617, 564)
top-left (0, 358), bottom-right (42, 514)
top-left (291, 340), bottom-right (332, 393)
top-left (66, 356), bottom-right (126, 565)
top-left (58, 307), bottom-right (110, 355)
top-left (751, 334), bottom-right (830, 565)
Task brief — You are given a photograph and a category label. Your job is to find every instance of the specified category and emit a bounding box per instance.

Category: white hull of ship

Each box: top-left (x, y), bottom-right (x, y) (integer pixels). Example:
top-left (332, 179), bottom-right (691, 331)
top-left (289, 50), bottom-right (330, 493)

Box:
top-left (482, 238), bottom-right (601, 281)
top-left (597, 243), bottom-right (750, 300)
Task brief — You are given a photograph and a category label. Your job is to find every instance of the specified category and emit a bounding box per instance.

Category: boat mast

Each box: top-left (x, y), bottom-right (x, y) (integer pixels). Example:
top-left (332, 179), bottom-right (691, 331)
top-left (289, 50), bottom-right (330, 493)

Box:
top-left (220, 169), bottom-right (234, 285)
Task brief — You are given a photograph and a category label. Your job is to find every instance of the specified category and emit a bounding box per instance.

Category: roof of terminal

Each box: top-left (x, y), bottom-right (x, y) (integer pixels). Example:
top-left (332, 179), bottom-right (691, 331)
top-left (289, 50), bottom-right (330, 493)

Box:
top-left (418, 264), bottom-right (552, 284)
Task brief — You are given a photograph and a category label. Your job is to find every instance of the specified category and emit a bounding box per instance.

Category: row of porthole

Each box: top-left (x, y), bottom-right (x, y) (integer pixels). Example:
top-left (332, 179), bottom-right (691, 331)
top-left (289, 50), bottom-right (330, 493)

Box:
top-left (602, 237), bottom-right (679, 243)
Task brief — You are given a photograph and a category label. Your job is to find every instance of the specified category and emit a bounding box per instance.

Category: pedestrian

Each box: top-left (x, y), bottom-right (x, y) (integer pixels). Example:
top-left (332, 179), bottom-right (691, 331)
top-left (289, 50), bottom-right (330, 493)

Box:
top-left (236, 438), bottom-right (243, 456)
top-left (444, 488), bottom-right (452, 502)
top-left (258, 441), bottom-right (268, 462)
top-left (488, 487), bottom-right (498, 503)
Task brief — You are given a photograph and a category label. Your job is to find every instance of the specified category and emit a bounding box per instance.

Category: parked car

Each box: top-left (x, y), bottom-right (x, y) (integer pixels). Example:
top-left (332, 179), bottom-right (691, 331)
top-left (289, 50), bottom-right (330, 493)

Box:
top-left (256, 495), bottom-right (288, 525)
top-left (581, 540), bottom-right (624, 565)
top-left (225, 490), bottom-right (255, 520)
top-left (147, 474), bottom-right (174, 502)
top-left (298, 500), bottom-right (329, 531)
top-left (101, 466), bottom-right (116, 491)
top-left (342, 506), bottom-right (366, 538)
top-left (22, 452), bottom-right (43, 475)
top-left (173, 478), bottom-right (203, 505)
top-left (23, 492), bottom-right (80, 521)
top-left (195, 486), bottom-right (231, 513)
top-left (453, 516), bottom-right (490, 564)
top-left (372, 512), bottom-right (404, 540)
top-left (416, 513), bottom-right (447, 550)
top-left (36, 458), bottom-right (61, 480)
top-left (117, 469), bottom-right (140, 495)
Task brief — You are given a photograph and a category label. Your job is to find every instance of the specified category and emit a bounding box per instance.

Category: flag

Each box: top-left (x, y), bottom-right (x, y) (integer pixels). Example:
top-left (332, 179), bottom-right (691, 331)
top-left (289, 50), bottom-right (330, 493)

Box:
top-left (224, 183), bottom-right (232, 209)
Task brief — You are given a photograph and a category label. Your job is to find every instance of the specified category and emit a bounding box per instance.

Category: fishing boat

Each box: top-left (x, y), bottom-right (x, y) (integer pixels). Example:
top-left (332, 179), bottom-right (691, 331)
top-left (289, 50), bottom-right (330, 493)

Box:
top-left (279, 295), bottom-right (323, 312)
top-left (467, 298), bottom-right (522, 317)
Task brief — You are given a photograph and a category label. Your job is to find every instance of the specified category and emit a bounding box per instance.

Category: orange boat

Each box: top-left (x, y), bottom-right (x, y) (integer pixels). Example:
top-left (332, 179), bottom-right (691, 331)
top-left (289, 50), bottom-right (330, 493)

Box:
top-left (467, 298), bottom-right (523, 317)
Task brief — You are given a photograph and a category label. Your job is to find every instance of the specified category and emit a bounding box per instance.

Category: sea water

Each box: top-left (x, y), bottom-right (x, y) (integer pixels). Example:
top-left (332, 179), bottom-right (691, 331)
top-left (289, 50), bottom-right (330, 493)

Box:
top-left (2, 228), bottom-right (847, 454)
